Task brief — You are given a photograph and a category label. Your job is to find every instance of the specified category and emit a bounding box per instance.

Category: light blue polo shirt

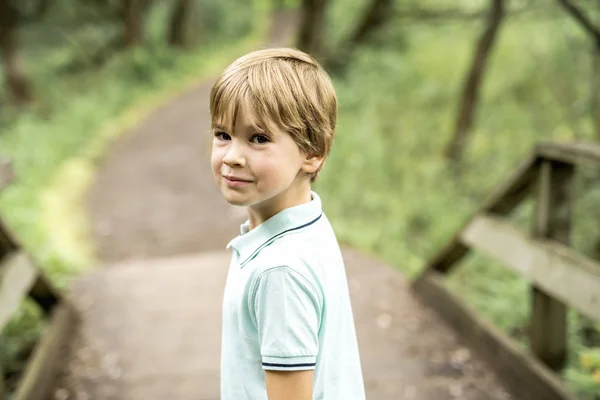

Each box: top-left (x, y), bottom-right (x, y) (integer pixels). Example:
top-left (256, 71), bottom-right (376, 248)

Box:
top-left (220, 191), bottom-right (365, 400)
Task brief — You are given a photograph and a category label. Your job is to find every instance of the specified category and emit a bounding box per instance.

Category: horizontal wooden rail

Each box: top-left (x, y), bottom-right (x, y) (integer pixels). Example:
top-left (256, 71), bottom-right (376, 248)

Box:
top-left (414, 141), bottom-right (600, 399)
top-left (0, 215), bottom-right (65, 398)
top-left (536, 141), bottom-right (600, 165)
top-left (426, 154), bottom-right (541, 274)
top-left (423, 141), bottom-right (600, 277)
top-left (14, 304), bottom-right (76, 400)
top-left (462, 214), bottom-right (600, 322)
top-left (414, 271), bottom-right (576, 400)
top-left (0, 252), bottom-right (38, 330)
top-left (0, 217), bottom-right (19, 262)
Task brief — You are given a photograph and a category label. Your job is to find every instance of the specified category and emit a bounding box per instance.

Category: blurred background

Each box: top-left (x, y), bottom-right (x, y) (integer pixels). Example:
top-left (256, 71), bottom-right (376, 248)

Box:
top-left (0, 0), bottom-right (600, 398)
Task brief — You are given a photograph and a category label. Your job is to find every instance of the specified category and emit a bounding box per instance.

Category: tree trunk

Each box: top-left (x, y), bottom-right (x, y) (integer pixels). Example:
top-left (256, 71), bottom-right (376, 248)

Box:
top-left (592, 48), bottom-right (600, 140)
top-left (168, 0), bottom-right (193, 47)
top-left (554, 0), bottom-right (600, 137)
top-left (443, 0), bottom-right (506, 164)
top-left (327, 0), bottom-right (393, 72)
top-left (349, 0), bottom-right (393, 48)
top-left (36, 0), bottom-right (51, 17)
top-left (297, 0), bottom-right (327, 59)
top-left (0, 0), bottom-right (32, 106)
top-left (122, 0), bottom-right (142, 47)
top-left (0, 158), bottom-right (14, 192)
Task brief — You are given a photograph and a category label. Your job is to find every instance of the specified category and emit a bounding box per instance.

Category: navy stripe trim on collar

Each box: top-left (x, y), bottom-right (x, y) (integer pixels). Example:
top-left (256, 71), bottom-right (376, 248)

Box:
top-left (239, 213), bottom-right (323, 268)
top-left (262, 362), bottom-right (316, 368)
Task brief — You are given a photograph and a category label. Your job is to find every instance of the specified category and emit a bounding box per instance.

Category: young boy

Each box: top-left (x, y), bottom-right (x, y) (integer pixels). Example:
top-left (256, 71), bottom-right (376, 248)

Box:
top-left (210, 47), bottom-right (365, 400)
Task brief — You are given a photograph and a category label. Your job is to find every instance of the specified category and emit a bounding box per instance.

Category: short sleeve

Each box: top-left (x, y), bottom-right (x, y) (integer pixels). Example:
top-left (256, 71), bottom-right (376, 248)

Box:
top-left (252, 266), bottom-right (322, 371)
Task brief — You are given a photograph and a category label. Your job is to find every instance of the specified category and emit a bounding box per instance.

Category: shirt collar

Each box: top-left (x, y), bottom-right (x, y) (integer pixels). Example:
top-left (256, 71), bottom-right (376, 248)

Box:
top-left (226, 191), bottom-right (323, 268)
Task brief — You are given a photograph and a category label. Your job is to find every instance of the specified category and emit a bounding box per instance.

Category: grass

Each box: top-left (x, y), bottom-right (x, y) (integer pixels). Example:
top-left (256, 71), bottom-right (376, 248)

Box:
top-left (315, 1), bottom-right (600, 398)
top-left (0, 0), bottom-right (270, 391)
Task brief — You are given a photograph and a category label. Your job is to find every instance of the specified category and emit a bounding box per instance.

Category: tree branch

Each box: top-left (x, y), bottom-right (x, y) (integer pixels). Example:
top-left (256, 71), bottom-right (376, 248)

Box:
top-left (398, 0), bottom-right (537, 23)
top-left (399, 8), bottom-right (485, 21)
top-left (556, 0), bottom-right (600, 49)
top-left (0, 159), bottom-right (14, 192)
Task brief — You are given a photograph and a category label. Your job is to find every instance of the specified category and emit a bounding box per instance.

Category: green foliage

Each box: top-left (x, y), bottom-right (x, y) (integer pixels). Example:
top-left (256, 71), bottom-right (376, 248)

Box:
top-left (195, 0), bottom-right (257, 42)
top-left (316, 0), bottom-right (600, 397)
top-left (0, 301), bottom-right (45, 390)
top-left (0, 0), bottom-right (269, 392)
top-left (567, 359), bottom-right (600, 400)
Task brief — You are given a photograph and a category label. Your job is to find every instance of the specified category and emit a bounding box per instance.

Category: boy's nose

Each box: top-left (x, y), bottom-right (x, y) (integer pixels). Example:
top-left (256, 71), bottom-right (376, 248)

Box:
top-left (222, 143), bottom-right (246, 167)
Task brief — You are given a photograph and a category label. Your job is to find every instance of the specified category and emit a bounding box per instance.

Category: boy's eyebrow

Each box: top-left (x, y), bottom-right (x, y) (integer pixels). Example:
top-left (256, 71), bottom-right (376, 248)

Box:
top-left (212, 123), bottom-right (228, 131)
top-left (213, 122), bottom-right (269, 134)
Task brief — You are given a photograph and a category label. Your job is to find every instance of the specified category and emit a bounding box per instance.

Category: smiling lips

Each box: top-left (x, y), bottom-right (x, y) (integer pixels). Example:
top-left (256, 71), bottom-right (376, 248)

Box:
top-left (223, 175), bottom-right (253, 187)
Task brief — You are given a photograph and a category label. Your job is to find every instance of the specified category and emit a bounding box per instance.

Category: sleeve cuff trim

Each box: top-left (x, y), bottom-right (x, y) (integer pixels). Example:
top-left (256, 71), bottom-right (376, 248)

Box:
top-left (262, 355), bottom-right (316, 364)
top-left (261, 355), bottom-right (317, 370)
top-left (263, 362), bottom-right (316, 368)
top-left (262, 362), bottom-right (316, 371)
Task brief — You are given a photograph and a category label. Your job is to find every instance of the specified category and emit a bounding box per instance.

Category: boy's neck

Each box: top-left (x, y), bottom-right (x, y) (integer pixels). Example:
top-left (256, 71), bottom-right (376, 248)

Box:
top-left (247, 183), bottom-right (313, 230)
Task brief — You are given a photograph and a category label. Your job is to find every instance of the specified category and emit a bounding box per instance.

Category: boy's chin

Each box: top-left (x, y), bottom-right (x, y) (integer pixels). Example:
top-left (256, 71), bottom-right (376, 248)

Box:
top-left (224, 199), bottom-right (250, 207)
top-left (221, 193), bottom-right (252, 207)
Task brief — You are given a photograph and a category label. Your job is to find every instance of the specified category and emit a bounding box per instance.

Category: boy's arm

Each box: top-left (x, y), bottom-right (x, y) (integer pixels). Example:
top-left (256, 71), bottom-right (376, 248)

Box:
top-left (252, 266), bottom-right (322, 400)
top-left (265, 370), bottom-right (313, 400)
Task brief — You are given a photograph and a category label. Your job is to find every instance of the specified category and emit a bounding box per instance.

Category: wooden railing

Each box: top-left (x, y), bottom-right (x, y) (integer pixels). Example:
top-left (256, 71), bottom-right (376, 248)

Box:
top-left (0, 168), bottom-right (75, 400)
top-left (413, 141), bottom-right (600, 400)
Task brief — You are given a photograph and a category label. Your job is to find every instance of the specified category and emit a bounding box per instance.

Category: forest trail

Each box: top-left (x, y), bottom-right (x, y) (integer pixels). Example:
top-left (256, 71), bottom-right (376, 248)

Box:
top-left (52, 11), bottom-right (513, 400)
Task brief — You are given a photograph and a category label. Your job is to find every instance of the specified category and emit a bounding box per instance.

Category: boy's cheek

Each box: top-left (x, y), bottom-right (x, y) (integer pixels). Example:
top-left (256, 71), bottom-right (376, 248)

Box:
top-left (210, 155), bottom-right (223, 179)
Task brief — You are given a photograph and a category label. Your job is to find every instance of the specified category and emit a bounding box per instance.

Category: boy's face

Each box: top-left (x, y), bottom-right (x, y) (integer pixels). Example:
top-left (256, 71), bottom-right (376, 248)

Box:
top-left (211, 106), bottom-right (321, 214)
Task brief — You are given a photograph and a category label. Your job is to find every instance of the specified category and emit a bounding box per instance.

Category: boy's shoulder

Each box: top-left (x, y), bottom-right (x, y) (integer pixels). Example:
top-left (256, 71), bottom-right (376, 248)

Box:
top-left (246, 238), bottom-right (325, 305)
top-left (249, 233), bottom-right (315, 275)
top-left (247, 218), bottom-right (340, 278)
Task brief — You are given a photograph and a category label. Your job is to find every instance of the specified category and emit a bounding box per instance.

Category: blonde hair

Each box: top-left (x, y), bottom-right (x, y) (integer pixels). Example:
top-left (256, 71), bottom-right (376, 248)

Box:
top-left (209, 47), bottom-right (337, 181)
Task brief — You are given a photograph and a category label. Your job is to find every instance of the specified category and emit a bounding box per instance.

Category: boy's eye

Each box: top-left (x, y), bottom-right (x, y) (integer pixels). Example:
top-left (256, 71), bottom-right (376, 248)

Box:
top-left (250, 134), bottom-right (270, 144)
top-left (214, 131), bottom-right (231, 141)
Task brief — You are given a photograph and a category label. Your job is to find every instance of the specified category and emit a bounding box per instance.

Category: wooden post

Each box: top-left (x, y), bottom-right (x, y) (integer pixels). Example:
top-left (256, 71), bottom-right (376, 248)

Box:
top-left (0, 363), bottom-right (4, 400)
top-left (530, 160), bottom-right (574, 371)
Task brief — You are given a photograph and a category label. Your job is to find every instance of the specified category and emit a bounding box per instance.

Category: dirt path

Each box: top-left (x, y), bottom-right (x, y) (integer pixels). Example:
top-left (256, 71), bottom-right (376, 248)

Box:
top-left (52, 11), bottom-right (514, 400)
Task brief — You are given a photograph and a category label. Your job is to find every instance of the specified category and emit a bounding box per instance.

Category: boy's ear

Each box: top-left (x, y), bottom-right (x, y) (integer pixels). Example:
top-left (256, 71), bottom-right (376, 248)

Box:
top-left (301, 154), bottom-right (323, 175)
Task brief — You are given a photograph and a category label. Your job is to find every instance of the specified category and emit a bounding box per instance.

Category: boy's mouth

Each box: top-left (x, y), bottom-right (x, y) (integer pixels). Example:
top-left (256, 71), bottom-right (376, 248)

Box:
top-left (223, 175), bottom-right (253, 187)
